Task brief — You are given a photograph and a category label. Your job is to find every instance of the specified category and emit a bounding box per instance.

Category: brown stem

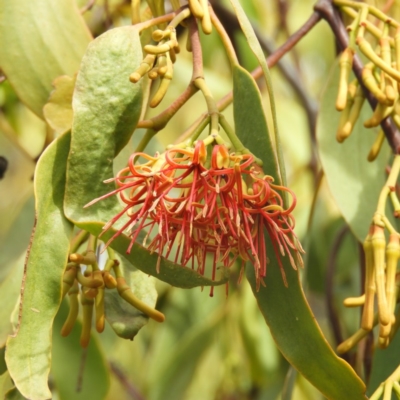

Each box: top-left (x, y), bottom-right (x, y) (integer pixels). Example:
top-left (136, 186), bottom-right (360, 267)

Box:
top-left (176, 11), bottom-right (321, 144)
top-left (325, 224), bottom-right (350, 363)
top-left (110, 362), bottom-right (145, 400)
top-left (137, 17), bottom-right (203, 132)
top-left (104, 0), bottom-right (112, 30)
top-left (138, 83), bottom-right (198, 131)
top-left (189, 17), bottom-right (204, 79)
top-left (76, 347), bottom-right (88, 392)
top-left (314, 0), bottom-right (400, 154)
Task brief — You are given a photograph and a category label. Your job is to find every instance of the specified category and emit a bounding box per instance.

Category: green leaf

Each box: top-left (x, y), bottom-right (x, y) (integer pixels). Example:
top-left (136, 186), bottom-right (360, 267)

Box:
top-left (367, 328), bottom-right (400, 397)
top-left (233, 64), bottom-right (279, 183)
top-left (5, 132), bottom-right (74, 400)
top-left (0, 255), bottom-right (24, 346)
top-left (228, 0), bottom-right (286, 187)
top-left (316, 63), bottom-right (391, 242)
top-left (233, 57), bottom-right (366, 399)
top-left (246, 262), bottom-right (366, 400)
top-left (64, 26), bottom-right (143, 225)
top-left (0, 0), bottom-right (92, 118)
top-left (43, 75), bottom-right (76, 135)
top-left (238, 282), bottom-right (280, 386)
top-left (51, 301), bottom-right (110, 400)
top-left (104, 257), bottom-right (158, 339)
top-left (64, 27), bottom-right (228, 289)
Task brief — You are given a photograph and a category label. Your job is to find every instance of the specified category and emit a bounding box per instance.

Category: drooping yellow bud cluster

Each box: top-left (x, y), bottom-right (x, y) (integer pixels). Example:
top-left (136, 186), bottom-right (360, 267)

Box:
top-left (62, 239), bottom-right (164, 348)
top-left (334, 1), bottom-right (400, 160)
top-left (129, 2), bottom-right (213, 109)
top-left (338, 155), bottom-right (400, 354)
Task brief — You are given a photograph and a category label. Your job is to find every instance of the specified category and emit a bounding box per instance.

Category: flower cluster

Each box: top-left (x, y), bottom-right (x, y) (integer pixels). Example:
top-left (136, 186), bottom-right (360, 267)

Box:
top-left (87, 141), bottom-right (303, 289)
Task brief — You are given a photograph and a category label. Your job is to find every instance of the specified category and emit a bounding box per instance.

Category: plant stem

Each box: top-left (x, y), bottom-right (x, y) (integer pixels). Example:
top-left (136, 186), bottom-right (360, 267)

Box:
top-left (136, 12), bottom-right (176, 32)
top-left (194, 77), bottom-right (219, 136)
top-left (175, 11), bottom-right (321, 144)
top-left (135, 129), bottom-right (157, 153)
top-left (209, 6), bottom-right (239, 66)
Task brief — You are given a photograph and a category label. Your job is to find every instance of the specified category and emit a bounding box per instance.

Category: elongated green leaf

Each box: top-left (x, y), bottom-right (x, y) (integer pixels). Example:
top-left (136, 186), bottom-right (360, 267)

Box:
top-left (5, 132), bottom-right (73, 400)
top-left (64, 27), bottom-right (228, 289)
top-left (317, 64), bottom-right (390, 242)
top-left (104, 258), bottom-right (158, 339)
top-left (246, 263), bottom-right (366, 400)
top-left (229, 0), bottom-right (286, 187)
top-left (52, 301), bottom-right (109, 400)
top-left (0, 0), bottom-right (92, 118)
top-left (233, 63), bottom-right (366, 399)
top-left (233, 65), bottom-right (279, 183)
top-left (238, 282), bottom-right (280, 385)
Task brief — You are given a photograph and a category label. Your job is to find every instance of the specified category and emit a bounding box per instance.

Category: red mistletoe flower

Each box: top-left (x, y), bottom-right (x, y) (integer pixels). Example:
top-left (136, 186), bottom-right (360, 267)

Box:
top-left (86, 140), bottom-right (303, 289)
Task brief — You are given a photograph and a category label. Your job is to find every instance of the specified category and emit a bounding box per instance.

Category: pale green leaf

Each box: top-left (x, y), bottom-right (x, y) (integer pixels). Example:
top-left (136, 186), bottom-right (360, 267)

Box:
top-left (0, 0), bottom-right (92, 118)
top-left (64, 26), bottom-right (143, 225)
top-left (63, 27), bottom-right (228, 288)
top-left (43, 75), bottom-right (76, 135)
top-left (5, 132), bottom-right (73, 400)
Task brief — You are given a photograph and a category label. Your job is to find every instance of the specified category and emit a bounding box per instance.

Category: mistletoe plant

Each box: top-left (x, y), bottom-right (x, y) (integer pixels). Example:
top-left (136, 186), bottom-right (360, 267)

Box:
top-left (3, 0), bottom-right (400, 399)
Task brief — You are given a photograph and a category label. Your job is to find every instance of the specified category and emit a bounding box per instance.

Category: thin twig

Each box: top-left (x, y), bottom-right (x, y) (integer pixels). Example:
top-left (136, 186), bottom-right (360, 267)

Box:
top-left (314, 0), bottom-right (400, 154)
top-left (109, 362), bottom-right (145, 400)
top-left (76, 347), bottom-right (88, 393)
top-left (325, 224), bottom-right (350, 362)
top-left (104, 0), bottom-right (112, 30)
top-left (274, 0), bottom-right (302, 70)
top-left (80, 0), bottom-right (95, 14)
top-left (190, 17), bottom-right (204, 79)
top-left (138, 84), bottom-right (198, 131)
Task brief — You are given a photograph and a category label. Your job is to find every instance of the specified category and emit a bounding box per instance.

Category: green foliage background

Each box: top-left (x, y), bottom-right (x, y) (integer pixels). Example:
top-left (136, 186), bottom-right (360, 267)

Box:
top-left (1, 0), bottom-right (397, 399)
